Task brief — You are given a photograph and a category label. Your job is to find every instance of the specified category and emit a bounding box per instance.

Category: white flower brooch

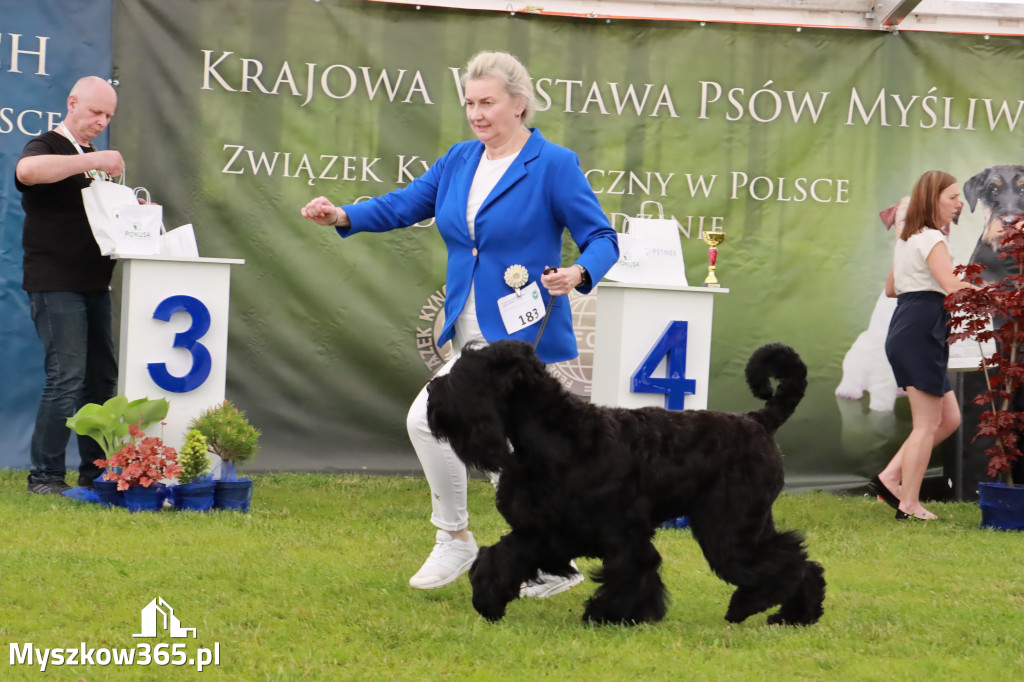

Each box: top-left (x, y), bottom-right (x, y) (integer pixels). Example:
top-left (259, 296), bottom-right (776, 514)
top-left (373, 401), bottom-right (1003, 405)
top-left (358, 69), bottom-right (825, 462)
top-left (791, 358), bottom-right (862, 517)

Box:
top-left (503, 264), bottom-right (530, 294)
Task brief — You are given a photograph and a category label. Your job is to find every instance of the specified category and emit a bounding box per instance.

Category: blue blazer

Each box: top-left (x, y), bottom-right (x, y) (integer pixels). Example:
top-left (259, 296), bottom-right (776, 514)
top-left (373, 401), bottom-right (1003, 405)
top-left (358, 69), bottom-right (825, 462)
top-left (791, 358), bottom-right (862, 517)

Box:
top-left (340, 128), bottom-right (619, 363)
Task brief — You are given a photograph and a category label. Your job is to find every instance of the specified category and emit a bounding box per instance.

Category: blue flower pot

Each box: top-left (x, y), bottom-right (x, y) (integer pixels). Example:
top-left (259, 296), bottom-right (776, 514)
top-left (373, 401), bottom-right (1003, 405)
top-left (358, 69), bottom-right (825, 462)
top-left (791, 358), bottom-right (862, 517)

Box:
top-left (169, 477), bottom-right (216, 509)
top-left (92, 479), bottom-right (125, 508)
top-left (978, 482), bottom-right (1024, 531)
top-left (123, 484), bottom-right (168, 513)
top-left (214, 478), bottom-right (253, 512)
top-left (170, 480), bottom-right (216, 512)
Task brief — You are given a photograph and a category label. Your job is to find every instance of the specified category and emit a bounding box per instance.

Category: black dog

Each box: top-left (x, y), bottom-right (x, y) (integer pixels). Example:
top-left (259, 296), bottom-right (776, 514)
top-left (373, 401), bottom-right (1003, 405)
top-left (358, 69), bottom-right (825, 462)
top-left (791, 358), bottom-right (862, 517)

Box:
top-left (426, 340), bottom-right (825, 627)
top-left (965, 164), bottom-right (1024, 284)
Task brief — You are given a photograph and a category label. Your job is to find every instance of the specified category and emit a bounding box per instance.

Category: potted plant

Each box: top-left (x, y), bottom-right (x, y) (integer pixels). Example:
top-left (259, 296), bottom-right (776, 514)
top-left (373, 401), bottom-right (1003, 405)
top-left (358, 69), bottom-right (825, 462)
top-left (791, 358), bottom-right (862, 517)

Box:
top-left (169, 429), bottom-right (215, 511)
top-left (66, 395), bottom-right (170, 507)
top-left (95, 423), bottom-right (182, 512)
top-left (946, 218), bottom-right (1024, 530)
top-left (189, 400), bottom-right (261, 512)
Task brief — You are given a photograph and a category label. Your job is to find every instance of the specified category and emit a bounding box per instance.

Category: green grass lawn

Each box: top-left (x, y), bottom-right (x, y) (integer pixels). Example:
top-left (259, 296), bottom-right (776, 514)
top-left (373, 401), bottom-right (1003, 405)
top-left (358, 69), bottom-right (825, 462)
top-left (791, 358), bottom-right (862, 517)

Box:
top-left (2, 469), bottom-right (1023, 681)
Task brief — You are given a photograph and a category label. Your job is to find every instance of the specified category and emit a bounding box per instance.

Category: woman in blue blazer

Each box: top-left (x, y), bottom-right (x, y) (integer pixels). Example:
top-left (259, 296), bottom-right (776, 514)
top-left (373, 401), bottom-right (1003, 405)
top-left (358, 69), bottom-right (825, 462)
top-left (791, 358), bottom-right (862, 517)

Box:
top-left (302, 51), bottom-right (619, 595)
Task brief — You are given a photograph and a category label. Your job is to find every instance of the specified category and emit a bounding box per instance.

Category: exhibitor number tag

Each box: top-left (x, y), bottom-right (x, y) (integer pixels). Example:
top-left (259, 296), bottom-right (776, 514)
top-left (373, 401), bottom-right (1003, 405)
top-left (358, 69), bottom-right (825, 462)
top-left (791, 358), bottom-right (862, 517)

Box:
top-left (497, 281), bottom-right (545, 334)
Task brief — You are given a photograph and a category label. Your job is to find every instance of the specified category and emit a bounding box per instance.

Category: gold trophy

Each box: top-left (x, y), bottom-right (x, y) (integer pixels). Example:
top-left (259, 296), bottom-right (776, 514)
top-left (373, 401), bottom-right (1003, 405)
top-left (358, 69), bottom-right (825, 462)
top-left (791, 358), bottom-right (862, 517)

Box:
top-left (701, 229), bottom-right (726, 287)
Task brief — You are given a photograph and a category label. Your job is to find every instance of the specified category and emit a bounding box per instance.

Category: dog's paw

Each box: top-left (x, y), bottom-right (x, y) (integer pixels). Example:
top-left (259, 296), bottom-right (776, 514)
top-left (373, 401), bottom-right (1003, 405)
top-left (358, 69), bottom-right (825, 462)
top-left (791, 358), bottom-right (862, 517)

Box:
top-left (724, 598), bottom-right (758, 624)
top-left (583, 609), bottom-right (635, 626)
top-left (724, 610), bottom-right (750, 624)
top-left (834, 382), bottom-right (865, 401)
top-left (472, 594), bottom-right (508, 622)
top-left (582, 611), bottom-right (661, 627)
top-left (583, 600), bottom-right (665, 626)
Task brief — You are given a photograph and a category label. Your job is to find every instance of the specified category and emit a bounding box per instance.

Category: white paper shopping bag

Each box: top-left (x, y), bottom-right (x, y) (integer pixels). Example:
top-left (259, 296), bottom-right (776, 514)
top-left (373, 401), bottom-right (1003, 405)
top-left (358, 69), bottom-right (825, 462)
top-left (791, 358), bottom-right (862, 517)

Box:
top-left (159, 224), bottom-right (200, 258)
top-left (82, 179), bottom-right (163, 256)
top-left (109, 201), bottom-right (163, 256)
top-left (604, 217), bottom-right (688, 286)
top-left (82, 178), bottom-right (140, 255)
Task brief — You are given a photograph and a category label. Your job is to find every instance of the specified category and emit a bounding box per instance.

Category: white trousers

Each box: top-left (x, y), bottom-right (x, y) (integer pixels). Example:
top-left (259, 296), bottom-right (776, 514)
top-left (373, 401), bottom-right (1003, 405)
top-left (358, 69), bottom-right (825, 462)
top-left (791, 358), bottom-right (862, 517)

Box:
top-left (406, 354), bottom-right (469, 531)
top-left (406, 288), bottom-right (487, 531)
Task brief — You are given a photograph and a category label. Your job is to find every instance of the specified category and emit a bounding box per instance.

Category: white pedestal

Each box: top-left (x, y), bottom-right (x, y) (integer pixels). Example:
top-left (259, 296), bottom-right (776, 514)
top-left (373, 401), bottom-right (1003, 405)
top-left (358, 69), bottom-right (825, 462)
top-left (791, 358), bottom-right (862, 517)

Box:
top-left (592, 282), bottom-right (728, 411)
top-left (117, 255), bottom-right (244, 451)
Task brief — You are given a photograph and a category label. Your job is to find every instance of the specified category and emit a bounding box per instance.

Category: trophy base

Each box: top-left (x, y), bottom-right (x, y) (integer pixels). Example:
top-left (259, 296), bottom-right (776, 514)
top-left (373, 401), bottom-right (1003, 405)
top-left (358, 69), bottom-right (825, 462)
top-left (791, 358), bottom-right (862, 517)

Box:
top-left (702, 282), bottom-right (721, 288)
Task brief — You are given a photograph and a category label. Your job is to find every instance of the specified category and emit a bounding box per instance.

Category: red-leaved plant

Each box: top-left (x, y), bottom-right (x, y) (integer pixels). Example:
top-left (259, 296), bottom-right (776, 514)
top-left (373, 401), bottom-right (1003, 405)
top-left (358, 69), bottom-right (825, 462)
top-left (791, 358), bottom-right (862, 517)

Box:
top-left (95, 423), bottom-right (182, 491)
top-left (946, 219), bottom-right (1024, 484)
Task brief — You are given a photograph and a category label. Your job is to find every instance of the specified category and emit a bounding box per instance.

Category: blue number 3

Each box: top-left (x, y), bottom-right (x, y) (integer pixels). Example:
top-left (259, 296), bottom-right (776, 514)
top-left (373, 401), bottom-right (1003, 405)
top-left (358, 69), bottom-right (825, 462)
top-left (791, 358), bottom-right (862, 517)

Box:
top-left (631, 320), bottom-right (697, 410)
top-left (147, 295), bottom-right (213, 393)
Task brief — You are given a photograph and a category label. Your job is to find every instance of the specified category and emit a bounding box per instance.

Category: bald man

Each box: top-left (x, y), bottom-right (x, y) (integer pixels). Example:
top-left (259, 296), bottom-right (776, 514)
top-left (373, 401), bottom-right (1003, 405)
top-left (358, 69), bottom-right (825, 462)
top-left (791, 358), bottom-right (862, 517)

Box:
top-left (16, 76), bottom-right (125, 494)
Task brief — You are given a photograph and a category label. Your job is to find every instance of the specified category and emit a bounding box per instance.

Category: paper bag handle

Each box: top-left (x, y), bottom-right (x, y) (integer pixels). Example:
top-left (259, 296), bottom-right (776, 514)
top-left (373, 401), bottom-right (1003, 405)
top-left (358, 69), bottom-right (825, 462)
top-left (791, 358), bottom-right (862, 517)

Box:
top-left (638, 200), bottom-right (665, 220)
top-left (131, 187), bottom-right (165, 234)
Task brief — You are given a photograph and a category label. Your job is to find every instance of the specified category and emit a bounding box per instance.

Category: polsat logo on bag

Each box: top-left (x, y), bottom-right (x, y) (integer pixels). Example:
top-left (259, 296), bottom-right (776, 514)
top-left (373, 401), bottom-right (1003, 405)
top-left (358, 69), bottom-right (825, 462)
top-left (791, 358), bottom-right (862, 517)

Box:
top-left (9, 597), bottom-right (222, 672)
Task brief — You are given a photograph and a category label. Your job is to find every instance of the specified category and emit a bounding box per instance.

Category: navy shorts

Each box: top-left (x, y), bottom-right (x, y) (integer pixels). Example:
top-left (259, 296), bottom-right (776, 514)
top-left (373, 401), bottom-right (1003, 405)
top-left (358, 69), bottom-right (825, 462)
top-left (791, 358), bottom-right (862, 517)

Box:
top-left (885, 291), bottom-right (952, 397)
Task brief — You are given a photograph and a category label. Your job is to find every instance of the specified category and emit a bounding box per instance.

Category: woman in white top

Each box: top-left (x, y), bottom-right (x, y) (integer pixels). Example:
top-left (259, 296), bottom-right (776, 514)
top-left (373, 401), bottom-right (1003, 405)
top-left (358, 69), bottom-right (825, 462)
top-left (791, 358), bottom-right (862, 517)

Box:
top-left (869, 171), bottom-right (972, 521)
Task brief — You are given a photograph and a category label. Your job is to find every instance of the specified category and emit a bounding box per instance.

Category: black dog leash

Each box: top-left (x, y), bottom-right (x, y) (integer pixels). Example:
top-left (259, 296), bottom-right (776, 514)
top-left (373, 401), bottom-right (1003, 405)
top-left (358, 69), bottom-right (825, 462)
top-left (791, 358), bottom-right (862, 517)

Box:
top-left (533, 266), bottom-right (559, 349)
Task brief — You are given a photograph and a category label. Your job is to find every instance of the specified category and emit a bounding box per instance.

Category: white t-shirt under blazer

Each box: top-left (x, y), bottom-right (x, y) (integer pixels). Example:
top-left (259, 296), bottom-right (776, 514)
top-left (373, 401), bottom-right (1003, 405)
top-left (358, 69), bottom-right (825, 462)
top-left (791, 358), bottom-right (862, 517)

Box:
top-left (455, 152), bottom-right (519, 347)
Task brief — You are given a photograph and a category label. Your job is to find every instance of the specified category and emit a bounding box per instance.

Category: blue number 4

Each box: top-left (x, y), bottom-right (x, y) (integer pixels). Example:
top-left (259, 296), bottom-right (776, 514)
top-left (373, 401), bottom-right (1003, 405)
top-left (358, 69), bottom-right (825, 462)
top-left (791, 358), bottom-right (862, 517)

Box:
top-left (147, 295), bottom-right (213, 393)
top-left (631, 321), bottom-right (697, 410)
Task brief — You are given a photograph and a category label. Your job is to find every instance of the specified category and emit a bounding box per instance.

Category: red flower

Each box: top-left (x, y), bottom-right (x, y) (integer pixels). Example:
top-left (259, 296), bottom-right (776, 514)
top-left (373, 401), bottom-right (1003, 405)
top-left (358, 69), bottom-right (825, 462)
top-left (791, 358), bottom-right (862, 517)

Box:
top-left (94, 428), bottom-right (180, 490)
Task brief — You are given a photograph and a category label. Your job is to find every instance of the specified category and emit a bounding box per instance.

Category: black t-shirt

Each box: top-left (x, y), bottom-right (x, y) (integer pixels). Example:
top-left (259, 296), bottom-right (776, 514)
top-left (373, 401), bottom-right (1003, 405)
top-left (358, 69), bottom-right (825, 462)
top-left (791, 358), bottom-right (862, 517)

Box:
top-left (16, 130), bottom-right (115, 292)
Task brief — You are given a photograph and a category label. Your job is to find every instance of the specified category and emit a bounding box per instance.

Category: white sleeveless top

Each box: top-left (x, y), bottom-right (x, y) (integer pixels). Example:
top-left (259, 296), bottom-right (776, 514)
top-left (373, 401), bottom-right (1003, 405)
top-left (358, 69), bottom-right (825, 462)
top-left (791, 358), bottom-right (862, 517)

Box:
top-left (892, 227), bottom-right (948, 296)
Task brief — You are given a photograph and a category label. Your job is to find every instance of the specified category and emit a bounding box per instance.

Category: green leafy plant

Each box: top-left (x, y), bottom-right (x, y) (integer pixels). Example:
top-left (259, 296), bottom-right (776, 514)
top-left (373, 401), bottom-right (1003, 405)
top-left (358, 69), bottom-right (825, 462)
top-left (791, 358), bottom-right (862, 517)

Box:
top-left (177, 429), bottom-right (211, 485)
top-left (66, 395), bottom-right (170, 459)
top-left (189, 400), bottom-right (261, 480)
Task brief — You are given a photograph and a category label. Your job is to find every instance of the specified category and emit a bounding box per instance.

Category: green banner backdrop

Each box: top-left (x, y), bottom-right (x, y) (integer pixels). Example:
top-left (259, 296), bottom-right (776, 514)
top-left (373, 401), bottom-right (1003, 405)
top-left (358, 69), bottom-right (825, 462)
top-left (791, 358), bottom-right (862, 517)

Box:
top-left (110, 0), bottom-right (1023, 487)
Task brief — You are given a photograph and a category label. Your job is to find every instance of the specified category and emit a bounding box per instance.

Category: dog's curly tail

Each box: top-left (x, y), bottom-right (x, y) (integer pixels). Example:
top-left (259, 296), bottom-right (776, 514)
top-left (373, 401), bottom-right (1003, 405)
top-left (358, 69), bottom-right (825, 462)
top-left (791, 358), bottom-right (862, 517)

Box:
top-left (745, 343), bottom-right (807, 433)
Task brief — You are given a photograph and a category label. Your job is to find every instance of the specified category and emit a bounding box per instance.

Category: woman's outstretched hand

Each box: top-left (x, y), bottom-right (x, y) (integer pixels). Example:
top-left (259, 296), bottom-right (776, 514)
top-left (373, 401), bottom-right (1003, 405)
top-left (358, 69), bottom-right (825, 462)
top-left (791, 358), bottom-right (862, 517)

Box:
top-left (301, 196), bottom-right (343, 226)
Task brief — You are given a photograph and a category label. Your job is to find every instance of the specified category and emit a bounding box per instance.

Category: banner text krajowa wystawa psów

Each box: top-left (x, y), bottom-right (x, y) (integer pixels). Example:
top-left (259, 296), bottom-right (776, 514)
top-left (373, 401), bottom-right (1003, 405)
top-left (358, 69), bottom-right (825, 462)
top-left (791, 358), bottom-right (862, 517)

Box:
top-left (110, 0), bottom-right (1022, 485)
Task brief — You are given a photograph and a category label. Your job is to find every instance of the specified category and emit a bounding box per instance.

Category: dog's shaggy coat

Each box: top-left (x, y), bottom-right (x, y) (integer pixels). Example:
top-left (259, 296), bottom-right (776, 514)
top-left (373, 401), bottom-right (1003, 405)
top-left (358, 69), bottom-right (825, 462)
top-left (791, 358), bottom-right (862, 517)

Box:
top-left (426, 340), bottom-right (825, 627)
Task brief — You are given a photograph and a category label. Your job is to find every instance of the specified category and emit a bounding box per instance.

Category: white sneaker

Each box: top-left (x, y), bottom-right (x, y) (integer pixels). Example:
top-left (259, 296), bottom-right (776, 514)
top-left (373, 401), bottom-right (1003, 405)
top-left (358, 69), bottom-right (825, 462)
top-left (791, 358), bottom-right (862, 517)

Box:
top-left (408, 530), bottom-right (478, 590)
top-left (519, 560), bottom-right (584, 599)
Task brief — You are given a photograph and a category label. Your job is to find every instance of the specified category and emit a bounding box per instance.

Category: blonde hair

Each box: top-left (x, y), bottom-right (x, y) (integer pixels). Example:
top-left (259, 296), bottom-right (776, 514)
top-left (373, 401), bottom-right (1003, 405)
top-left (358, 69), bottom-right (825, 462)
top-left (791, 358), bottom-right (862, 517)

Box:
top-left (901, 170), bottom-right (957, 240)
top-left (462, 51), bottom-right (535, 126)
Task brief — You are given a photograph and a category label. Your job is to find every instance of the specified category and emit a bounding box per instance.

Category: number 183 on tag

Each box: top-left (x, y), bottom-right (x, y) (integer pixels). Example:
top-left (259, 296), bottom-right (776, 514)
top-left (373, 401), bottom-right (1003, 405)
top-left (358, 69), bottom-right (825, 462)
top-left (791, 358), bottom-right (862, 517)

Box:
top-left (497, 281), bottom-right (546, 334)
